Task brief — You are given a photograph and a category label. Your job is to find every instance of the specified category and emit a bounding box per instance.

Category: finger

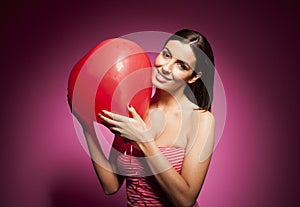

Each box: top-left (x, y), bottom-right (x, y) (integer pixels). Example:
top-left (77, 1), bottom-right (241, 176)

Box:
top-left (128, 105), bottom-right (143, 123)
top-left (101, 110), bottom-right (129, 122)
top-left (98, 114), bottom-right (119, 126)
top-left (110, 127), bottom-right (121, 136)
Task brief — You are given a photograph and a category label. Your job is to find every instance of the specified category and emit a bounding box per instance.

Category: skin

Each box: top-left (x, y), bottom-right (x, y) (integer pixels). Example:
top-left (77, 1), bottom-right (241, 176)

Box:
top-left (81, 40), bottom-right (215, 207)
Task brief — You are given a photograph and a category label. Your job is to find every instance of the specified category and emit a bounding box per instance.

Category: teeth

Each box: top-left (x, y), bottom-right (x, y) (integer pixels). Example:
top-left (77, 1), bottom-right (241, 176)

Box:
top-left (156, 72), bottom-right (168, 83)
top-left (155, 68), bottom-right (170, 83)
top-left (159, 73), bottom-right (165, 79)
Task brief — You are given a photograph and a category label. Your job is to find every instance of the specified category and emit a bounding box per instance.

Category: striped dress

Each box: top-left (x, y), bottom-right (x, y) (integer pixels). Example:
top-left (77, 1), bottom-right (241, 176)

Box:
top-left (117, 145), bottom-right (199, 207)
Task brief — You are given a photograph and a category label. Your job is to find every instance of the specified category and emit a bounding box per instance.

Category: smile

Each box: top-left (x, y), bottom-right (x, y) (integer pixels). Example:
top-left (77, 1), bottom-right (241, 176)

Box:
top-left (155, 68), bottom-right (172, 83)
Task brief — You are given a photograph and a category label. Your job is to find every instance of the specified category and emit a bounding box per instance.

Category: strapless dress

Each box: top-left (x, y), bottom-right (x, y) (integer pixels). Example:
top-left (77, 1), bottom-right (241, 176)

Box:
top-left (115, 139), bottom-right (199, 207)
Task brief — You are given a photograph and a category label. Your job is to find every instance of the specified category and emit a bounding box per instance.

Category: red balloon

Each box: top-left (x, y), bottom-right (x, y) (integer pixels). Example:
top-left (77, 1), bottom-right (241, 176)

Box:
top-left (68, 38), bottom-right (152, 127)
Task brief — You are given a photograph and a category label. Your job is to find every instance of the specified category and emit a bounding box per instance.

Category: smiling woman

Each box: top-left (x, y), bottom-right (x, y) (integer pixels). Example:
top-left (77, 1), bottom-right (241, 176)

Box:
top-left (152, 40), bottom-right (199, 95)
top-left (73, 29), bottom-right (216, 207)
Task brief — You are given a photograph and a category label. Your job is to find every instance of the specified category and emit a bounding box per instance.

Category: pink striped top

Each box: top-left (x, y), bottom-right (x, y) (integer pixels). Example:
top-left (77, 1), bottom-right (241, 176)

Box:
top-left (117, 146), bottom-right (199, 207)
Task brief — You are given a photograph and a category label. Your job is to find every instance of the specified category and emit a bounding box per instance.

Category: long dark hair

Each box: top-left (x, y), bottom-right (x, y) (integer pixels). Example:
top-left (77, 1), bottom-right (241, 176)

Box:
top-left (165, 29), bottom-right (215, 111)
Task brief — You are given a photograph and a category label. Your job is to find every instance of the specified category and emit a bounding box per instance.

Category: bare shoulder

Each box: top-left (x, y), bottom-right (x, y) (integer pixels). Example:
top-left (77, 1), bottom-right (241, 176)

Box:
top-left (185, 109), bottom-right (215, 159)
top-left (194, 109), bottom-right (215, 123)
top-left (186, 100), bottom-right (215, 121)
top-left (186, 110), bottom-right (215, 143)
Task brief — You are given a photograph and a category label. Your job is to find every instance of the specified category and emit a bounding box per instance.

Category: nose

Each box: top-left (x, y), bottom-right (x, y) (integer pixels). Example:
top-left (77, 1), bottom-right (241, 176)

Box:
top-left (161, 67), bottom-right (171, 75)
top-left (161, 61), bottom-right (173, 75)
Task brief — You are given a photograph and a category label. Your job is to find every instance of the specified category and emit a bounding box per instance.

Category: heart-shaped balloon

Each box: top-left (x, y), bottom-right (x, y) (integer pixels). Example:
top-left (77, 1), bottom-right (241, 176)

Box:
top-left (67, 38), bottom-right (152, 129)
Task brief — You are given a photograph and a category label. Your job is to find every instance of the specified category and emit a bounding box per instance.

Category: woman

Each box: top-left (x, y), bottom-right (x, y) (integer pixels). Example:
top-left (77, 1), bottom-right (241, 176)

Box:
top-left (78, 29), bottom-right (215, 207)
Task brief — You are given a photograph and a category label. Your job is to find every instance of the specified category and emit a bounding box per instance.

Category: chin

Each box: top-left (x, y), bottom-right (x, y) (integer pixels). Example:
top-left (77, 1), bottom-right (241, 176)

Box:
top-left (152, 79), bottom-right (161, 89)
top-left (151, 70), bottom-right (160, 88)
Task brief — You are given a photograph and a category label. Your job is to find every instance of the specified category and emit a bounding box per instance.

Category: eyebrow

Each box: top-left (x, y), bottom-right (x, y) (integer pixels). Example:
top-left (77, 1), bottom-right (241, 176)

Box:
top-left (164, 47), bottom-right (192, 70)
top-left (163, 47), bottom-right (172, 57)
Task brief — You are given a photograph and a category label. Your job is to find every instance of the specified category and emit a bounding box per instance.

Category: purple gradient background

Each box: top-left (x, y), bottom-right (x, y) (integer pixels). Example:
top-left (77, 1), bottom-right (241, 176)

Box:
top-left (1, 0), bottom-right (299, 206)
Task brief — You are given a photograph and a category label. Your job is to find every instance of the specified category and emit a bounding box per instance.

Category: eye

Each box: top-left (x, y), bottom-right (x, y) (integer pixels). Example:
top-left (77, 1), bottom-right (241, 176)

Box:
top-left (162, 50), bottom-right (171, 58)
top-left (177, 62), bottom-right (189, 70)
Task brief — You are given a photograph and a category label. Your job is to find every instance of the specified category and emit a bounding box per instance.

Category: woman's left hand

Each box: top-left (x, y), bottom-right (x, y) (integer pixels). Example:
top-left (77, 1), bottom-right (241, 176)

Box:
top-left (98, 106), bottom-right (155, 143)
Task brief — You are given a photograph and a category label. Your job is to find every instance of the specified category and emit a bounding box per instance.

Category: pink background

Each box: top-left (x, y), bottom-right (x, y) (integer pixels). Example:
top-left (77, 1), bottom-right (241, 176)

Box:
top-left (1, 0), bottom-right (298, 206)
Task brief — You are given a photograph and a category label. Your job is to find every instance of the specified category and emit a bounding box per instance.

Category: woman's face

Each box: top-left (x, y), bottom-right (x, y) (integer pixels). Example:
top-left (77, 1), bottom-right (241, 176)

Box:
top-left (152, 40), bottom-right (198, 92)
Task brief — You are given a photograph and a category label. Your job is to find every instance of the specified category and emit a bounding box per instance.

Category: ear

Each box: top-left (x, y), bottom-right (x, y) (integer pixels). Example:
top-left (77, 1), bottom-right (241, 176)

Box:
top-left (187, 72), bottom-right (202, 84)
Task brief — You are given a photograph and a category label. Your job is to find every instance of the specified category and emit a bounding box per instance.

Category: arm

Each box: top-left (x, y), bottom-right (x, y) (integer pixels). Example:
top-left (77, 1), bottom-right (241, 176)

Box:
top-left (100, 107), bottom-right (215, 206)
top-left (83, 129), bottom-right (125, 195)
top-left (68, 98), bottom-right (124, 194)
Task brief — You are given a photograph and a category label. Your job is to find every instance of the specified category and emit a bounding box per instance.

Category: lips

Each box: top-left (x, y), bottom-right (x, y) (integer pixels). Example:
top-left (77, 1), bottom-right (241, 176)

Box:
top-left (155, 68), bottom-right (171, 83)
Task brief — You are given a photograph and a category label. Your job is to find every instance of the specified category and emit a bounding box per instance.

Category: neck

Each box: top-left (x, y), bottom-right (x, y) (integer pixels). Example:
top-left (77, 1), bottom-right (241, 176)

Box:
top-left (154, 88), bottom-right (187, 112)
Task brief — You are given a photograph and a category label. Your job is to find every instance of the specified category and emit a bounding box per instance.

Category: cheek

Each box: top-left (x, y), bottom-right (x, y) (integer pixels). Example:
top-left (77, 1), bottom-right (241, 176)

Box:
top-left (154, 55), bottom-right (166, 67)
top-left (152, 67), bottom-right (156, 77)
top-left (172, 69), bottom-right (193, 81)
